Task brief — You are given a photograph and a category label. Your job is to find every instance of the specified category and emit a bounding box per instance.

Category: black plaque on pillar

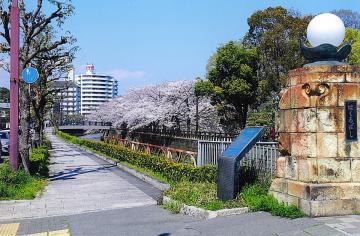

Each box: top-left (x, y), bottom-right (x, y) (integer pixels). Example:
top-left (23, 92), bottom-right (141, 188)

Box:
top-left (345, 100), bottom-right (358, 141)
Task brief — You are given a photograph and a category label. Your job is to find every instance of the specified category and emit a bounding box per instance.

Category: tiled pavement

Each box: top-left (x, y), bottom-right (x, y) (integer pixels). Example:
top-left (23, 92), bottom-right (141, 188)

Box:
top-left (0, 129), bottom-right (157, 221)
top-left (0, 219), bottom-right (70, 235)
top-left (316, 215), bottom-right (360, 235)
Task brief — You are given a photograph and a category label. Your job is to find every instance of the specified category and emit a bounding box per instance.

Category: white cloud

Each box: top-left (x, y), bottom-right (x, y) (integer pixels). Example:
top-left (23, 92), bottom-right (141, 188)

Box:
top-left (108, 69), bottom-right (146, 81)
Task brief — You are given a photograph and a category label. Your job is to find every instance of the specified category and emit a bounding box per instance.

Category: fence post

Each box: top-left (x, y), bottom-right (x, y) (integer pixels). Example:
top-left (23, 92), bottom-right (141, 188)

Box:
top-left (197, 140), bottom-right (202, 166)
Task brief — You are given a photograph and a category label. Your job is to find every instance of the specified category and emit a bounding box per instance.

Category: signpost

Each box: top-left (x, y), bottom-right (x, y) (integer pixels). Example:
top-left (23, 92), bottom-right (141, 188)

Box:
top-left (9, 0), bottom-right (19, 171)
top-left (217, 127), bottom-right (265, 200)
top-left (21, 67), bottom-right (39, 84)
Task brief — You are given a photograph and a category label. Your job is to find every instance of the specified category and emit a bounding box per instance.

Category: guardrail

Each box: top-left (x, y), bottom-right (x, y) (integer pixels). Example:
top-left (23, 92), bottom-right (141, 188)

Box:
top-left (59, 121), bottom-right (112, 127)
top-left (121, 128), bottom-right (237, 141)
top-left (105, 137), bottom-right (197, 165)
top-left (197, 140), bottom-right (279, 174)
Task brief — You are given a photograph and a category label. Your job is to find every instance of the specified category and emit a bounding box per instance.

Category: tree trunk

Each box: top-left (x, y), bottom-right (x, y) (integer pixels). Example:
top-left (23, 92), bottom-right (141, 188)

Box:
top-left (237, 105), bottom-right (248, 130)
top-left (39, 122), bottom-right (44, 145)
top-left (19, 81), bottom-right (30, 174)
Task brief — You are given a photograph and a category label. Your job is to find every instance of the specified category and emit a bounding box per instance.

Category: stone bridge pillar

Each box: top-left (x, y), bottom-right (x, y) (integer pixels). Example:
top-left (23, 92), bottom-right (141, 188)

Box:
top-left (270, 65), bottom-right (360, 216)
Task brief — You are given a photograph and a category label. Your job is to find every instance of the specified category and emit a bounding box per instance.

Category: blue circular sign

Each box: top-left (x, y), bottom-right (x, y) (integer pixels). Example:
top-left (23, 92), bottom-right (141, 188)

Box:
top-left (21, 67), bottom-right (39, 84)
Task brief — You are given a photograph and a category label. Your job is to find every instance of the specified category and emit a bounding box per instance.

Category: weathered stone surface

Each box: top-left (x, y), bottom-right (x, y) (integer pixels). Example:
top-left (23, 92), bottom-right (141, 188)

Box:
top-left (276, 111), bottom-right (285, 133)
top-left (316, 133), bottom-right (338, 158)
top-left (299, 199), bottom-right (311, 216)
top-left (289, 73), bottom-right (301, 86)
top-left (298, 157), bottom-right (318, 182)
top-left (338, 83), bottom-right (359, 106)
top-left (269, 191), bottom-right (287, 204)
top-left (275, 156), bottom-right (286, 178)
top-left (345, 71), bottom-right (360, 83)
top-left (283, 110), bottom-right (293, 133)
top-left (278, 133), bottom-right (291, 156)
top-left (285, 156), bottom-right (298, 180)
top-left (351, 159), bottom-right (360, 182)
top-left (338, 133), bottom-right (360, 158)
top-left (290, 133), bottom-right (317, 158)
top-left (287, 180), bottom-right (309, 199)
top-left (300, 72), bottom-right (344, 84)
top-left (270, 178), bottom-right (287, 193)
top-left (297, 108), bottom-right (317, 133)
top-left (279, 89), bottom-right (291, 109)
top-left (317, 84), bottom-right (338, 107)
top-left (307, 183), bottom-right (360, 201)
top-left (317, 108), bottom-right (343, 133)
top-left (317, 158), bottom-right (351, 183)
top-left (310, 199), bottom-right (355, 217)
top-left (290, 85), bottom-right (311, 109)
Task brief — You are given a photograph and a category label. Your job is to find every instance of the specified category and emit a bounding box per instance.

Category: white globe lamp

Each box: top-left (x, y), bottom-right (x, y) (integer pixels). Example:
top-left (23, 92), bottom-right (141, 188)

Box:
top-left (307, 13), bottom-right (345, 47)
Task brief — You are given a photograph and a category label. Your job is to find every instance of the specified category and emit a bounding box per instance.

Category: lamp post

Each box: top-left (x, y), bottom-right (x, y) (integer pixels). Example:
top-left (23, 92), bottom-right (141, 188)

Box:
top-left (9, 0), bottom-right (19, 170)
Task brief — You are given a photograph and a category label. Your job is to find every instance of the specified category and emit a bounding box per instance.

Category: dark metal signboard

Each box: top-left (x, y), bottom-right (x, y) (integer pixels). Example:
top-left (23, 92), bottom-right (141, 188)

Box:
top-left (345, 100), bottom-right (358, 141)
top-left (217, 127), bottom-right (265, 200)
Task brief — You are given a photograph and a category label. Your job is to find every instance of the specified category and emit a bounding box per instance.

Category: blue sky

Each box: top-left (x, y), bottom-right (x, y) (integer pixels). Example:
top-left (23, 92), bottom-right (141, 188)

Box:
top-left (1, 0), bottom-right (360, 94)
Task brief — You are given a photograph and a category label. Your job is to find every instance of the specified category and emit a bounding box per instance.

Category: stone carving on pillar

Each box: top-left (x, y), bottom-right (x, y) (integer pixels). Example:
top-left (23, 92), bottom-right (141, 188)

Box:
top-left (269, 13), bottom-right (360, 216)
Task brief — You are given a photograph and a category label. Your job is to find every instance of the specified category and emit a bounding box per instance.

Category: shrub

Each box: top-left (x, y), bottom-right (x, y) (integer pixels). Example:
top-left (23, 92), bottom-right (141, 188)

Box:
top-left (57, 131), bottom-right (217, 183)
top-left (241, 183), bottom-right (303, 219)
top-left (0, 163), bottom-right (47, 200)
top-left (165, 181), bottom-right (245, 211)
top-left (29, 146), bottom-right (50, 176)
top-left (42, 138), bottom-right (52, 149)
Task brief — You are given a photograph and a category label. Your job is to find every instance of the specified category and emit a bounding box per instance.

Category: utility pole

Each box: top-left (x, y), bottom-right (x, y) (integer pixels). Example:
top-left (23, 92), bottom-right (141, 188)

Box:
top-left (9, 0), bottom-right (19, 170)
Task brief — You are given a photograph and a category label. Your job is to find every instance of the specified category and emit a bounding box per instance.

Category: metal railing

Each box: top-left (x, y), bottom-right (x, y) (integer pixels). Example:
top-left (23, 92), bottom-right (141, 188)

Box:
top-left (105, 136), bottom-right (197, 165)
top-left (125, 128), bottom-right (237, 141)
top-left (197, 140), bottom-right (279, 174)
top-left (59, 121), bottom-right (112, 127)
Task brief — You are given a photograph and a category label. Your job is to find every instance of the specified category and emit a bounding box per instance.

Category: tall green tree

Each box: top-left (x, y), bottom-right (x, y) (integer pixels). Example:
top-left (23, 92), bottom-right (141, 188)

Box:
top-left (30, 29), bottom-right (77, 145)
top-left (244, 7), bottom-right (311, 102)
top-left (195, 41), bottom-right (258, 131)
top-left (0, 0), bottom-right (75, 172)
top-left (345, 28), bottom-right (360, 66)
top-left (0, 87), bottom-right (9, 103)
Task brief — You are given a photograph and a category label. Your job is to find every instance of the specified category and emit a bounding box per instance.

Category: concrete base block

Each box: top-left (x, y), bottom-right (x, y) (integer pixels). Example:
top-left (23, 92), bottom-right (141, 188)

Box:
top-left (270, 179), bottom-right (360, 217)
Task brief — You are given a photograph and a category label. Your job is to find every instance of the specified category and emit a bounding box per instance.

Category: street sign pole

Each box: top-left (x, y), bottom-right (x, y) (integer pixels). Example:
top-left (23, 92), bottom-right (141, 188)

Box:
top-left (9, 0), bottom-right (19, 171)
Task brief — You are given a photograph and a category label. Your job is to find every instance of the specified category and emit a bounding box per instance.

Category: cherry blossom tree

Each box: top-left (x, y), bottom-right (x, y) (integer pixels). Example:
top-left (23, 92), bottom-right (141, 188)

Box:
top-left (88, 80), bottom-right (222, 132)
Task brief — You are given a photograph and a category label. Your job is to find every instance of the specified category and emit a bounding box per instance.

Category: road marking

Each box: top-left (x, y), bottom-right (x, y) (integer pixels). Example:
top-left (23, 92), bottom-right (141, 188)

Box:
top-left (48, 229), bottom-right (70, 236)
top-left (27, 233), bottom-right (47, 236)
top-left (0, 223), bottom-right (20, 236)
top-left (27, 229), bottom-right (70, 236)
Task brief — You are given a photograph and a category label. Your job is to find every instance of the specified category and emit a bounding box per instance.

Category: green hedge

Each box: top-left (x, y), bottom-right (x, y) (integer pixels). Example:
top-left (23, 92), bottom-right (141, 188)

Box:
top-left (29, 146), bottom-right (50, 176)
top-left (57, 131), bottom-right (217, 183)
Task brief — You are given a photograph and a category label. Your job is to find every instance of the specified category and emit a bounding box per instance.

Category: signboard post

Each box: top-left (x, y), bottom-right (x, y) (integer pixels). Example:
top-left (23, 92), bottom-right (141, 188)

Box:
top-left (217, 127), bottom-right (265, 200)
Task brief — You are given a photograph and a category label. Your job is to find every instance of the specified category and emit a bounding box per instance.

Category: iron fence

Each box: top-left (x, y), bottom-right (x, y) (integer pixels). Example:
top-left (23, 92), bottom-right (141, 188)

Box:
top-left (197, 140), bottom-right (279, 174)
top-left (126, 128), bottom-right (237, 141)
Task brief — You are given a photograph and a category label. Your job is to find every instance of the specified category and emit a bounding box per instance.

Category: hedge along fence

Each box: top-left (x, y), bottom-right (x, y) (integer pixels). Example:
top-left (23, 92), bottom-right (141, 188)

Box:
top-left (56, 131), bottom-right (217, 183)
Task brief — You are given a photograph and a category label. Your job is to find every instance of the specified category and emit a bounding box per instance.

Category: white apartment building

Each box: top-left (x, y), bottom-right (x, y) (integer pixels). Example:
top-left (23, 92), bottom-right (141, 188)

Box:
top-left (53, 80), bottom-right (81, 116)
top-left (75, 64), bottom-right (118, 116)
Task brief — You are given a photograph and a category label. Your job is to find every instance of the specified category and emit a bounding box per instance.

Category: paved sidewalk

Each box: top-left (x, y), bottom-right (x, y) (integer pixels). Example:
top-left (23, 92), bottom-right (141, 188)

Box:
top-left (1, 129), bottom-right (360, 235)
top-left (0, 129), bottom-right (157, 222)
top-left (316, 215), bottom-right (360, 235)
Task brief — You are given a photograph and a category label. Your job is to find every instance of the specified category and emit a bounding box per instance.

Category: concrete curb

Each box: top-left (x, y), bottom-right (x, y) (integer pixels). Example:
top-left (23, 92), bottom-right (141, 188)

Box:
top-left (68, 143), bottom-right (171, 191)
top-left (163, 196), bottom-right (249, 219)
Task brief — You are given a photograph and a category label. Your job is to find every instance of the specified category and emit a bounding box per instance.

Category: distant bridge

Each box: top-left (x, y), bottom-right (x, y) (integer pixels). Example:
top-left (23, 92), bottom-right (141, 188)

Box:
top-left (58, 121), bottom-right (112, 134)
